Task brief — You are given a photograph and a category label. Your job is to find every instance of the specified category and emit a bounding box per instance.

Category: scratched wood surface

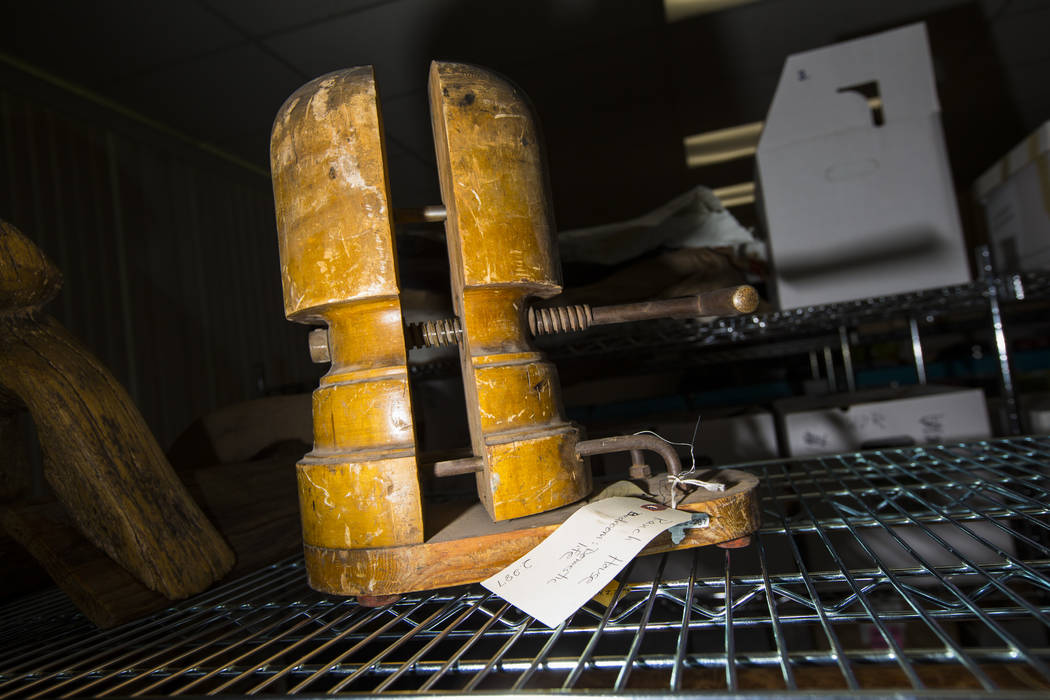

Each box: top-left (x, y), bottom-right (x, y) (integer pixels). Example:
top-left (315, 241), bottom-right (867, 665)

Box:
top-left (429, 61), bottom-right (590, 522)
top-left (0, 220), bottom-right (234, 599)
top-left (271, 67), bottom-right (424, 562)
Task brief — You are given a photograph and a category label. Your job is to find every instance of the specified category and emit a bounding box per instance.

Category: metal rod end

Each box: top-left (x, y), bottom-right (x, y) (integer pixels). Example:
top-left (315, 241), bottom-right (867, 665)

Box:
top-left (730, 285), bottom-right (759, 314)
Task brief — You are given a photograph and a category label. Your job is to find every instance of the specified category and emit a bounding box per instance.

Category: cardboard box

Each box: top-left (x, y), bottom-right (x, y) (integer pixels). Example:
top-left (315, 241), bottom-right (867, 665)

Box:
top-left (974, 121), bottom-right (1050, 273)
top-left (591, 409), bottom-right (779, 473)
top-left (775, 385), bottom-right (991, 457)
top-left (756, 23), bottom-right (971, 310)
top-left (669, 411), bottom-right (779, 466)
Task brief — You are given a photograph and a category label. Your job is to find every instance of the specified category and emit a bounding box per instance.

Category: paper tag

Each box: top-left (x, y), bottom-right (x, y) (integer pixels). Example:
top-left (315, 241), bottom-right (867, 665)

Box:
top-left (481, 497), bottom-right (693, 627)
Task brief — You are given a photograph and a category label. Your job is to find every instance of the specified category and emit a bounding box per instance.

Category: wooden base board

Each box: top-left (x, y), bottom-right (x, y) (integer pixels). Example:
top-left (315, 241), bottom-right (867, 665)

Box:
top-left (303, 469), bottom-right (760, 597)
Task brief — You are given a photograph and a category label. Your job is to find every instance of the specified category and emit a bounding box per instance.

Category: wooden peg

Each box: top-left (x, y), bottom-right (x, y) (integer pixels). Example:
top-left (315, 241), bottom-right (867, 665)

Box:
top-left (429, 61), bottom-right (591, 521)
top-left (271, 66), bottom-right (425, 586)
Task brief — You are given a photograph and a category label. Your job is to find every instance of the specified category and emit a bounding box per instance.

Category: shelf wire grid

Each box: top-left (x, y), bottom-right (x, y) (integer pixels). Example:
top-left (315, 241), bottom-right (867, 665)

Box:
top-left (2, 436), bottom-right (1050, 697)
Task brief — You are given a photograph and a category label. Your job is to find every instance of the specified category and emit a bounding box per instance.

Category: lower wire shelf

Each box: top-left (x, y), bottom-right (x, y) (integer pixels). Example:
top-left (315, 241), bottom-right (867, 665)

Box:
top-left (3, 436), bottom-right (1050, 697)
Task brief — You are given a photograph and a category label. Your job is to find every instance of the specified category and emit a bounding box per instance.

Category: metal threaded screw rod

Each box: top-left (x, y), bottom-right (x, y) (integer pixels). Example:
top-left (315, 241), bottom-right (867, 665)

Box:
top-left (405, 284), bottom-right (759, 350)
top-left (530, 284), bottom-right (759, 337)
top-left (528, 304), bottom-right (594, 335)
top-left (398, 304), bottom-right (595, 350)
top-left (403, 318), bottom-right (463, 349)
top-left (308, 284), bottom-right (759, 359)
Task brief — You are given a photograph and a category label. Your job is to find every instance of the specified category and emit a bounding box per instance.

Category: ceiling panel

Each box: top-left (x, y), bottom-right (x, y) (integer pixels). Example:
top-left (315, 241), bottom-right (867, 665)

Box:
top-left (2, 0), bottom-right (240, 88)
top-left (112, 43), bottom-right (305, 166)
top-left (203, 0), bottom-right (404, 38)
top-left (3, 0), bottom-right (1040, 229)
top-left (261, 0), bottom-right (455, 100)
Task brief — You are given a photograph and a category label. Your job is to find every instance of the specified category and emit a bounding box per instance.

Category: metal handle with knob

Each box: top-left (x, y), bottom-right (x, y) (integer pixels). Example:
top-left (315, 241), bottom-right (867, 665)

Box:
top-left (528, 284), bottom-right (758, 337)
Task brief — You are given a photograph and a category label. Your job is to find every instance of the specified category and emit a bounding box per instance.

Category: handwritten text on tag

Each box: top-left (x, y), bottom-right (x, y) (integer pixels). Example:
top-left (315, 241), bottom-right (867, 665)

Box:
top-left (481, 497), bottom-right (694, 628)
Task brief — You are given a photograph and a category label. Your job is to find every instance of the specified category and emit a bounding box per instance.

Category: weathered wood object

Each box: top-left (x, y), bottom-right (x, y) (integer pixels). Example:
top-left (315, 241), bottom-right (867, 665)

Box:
top-left (429, 61), bottom-right (590, 521)
top-left (3, 452), bottom-right (302, 628)
top-left (271, 62), bottom-right (761, 599)
top-left (271, 67), bottom-right (426, 570)
top-left (2, 501), bottom-right (171, 628)
top-left (0, 220), bottom-right (235, 599)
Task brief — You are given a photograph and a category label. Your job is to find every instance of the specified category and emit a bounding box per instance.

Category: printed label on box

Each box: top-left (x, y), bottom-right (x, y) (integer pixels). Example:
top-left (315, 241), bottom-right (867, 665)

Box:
top-left (481, 497), bottom-right (693, 628)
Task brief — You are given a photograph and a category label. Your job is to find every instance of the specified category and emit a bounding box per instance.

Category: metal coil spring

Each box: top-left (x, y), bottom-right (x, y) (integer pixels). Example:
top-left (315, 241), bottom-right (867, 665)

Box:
top-left (405, 303), bottom-right (593, 348)
top-left (405, 318), bottom-right (462, 349)
top-left (528, 304), bottom-right (592, 336)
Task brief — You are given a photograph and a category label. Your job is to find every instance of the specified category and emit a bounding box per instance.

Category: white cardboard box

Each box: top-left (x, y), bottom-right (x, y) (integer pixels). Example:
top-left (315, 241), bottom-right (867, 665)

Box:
top-left (666, 411), bottom-right (779, 466)
top-left (591, 410), bottom-right (779, 472)
top-left (756, 23), bottom-right (971, 310)
top-left (974, 121), bottom-right (1050, 273)
top-left (776, 385), bottom-right (991, 458)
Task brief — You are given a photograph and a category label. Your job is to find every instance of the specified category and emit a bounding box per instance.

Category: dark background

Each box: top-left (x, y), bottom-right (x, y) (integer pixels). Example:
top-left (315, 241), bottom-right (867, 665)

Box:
top-left (1, 0), bottom-right (1047, 447)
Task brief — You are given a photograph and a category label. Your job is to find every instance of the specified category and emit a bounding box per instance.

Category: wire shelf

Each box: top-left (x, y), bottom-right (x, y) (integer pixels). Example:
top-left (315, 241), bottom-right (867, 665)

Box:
top-left (3, 436), bottom-right (1050, 697)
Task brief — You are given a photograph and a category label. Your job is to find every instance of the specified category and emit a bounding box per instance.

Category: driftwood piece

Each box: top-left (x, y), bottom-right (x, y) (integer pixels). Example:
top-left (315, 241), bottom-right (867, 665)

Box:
top-left (0, 220), bottom-right (234, 599)
top-left (2, 502), bottom-right (171, 628)
top-left (2, 453), bottom-right (302, 628)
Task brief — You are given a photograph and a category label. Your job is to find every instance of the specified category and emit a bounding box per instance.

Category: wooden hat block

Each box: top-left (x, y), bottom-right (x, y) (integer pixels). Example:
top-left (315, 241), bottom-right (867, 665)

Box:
top-left (429, 61), bottom-right (590, 522)
top-left (271, 68), bottom-right (425, 580)
top-left (271, 63), bottom-right (759, 600)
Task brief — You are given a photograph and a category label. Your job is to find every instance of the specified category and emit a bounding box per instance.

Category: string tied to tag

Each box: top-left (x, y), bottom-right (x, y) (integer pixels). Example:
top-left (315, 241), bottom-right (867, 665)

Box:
top-left (665, 473), bottom-right (725, 508)
top-left (633, 416), bottom-right (724, 509)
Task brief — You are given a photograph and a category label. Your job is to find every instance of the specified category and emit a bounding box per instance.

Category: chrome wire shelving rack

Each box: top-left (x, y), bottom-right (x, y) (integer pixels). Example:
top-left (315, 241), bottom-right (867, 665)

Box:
top-left (3, 436), bottom-right (1050, 697)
